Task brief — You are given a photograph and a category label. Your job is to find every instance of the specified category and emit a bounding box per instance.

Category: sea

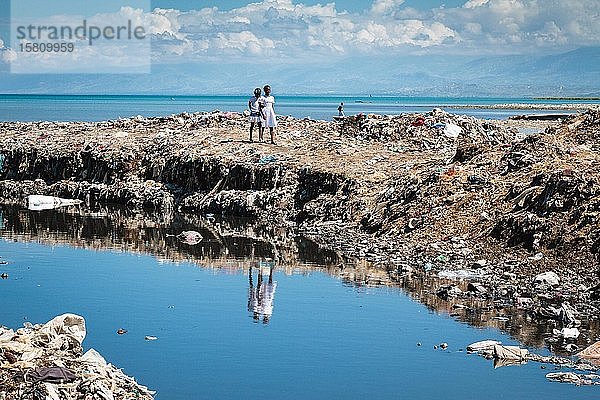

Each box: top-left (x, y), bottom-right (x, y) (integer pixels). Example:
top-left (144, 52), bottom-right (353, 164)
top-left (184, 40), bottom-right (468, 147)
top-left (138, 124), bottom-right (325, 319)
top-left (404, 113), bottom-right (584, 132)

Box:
top-left (0, 94), bottom-right (598, 122)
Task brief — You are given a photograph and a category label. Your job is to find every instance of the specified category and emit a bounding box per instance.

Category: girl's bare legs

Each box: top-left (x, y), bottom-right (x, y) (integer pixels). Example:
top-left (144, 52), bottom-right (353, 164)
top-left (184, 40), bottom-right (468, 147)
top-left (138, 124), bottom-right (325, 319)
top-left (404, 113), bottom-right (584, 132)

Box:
top-left (270, 127), bottom-right (275, 144)
top-left (249, 122), bottom-right (255, 142)
top-left (259, 125), bottom-right (264, 142)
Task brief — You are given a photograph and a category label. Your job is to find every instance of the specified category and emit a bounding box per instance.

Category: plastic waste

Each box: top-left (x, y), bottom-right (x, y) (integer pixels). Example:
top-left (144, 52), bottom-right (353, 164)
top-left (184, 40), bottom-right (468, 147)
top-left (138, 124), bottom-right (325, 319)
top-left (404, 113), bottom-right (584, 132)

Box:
top-left (40, 313), bottom-right (86, 344)
top-left (553, 327), bottom-right (580, 339)
top-left (443, 123), bottom-right (462, 138)
top-left (80, 348), bottom-right (108, 367)
top-left (27, 195), bottom-right (83, 211)
top-left (493, 344), bottom-right (529, 360)
top-left (467, 340), bottom-right (502, 354)
top-left (411, 117), bottom-right (425, 127)
top-left (0, 314), bottom-right (155, 399)
top-left (176, 230), bottom-right (203, 245)
top-left (533, 271), bottom-right (560, 286)
top-left (258, 155), bottom-right (277, 165)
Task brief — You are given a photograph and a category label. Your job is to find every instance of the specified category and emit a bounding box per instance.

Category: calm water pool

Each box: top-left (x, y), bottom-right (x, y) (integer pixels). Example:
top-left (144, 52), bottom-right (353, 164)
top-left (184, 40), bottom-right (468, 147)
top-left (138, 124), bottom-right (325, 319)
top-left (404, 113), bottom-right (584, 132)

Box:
top-left (0, 205), bottom-right (597, 399)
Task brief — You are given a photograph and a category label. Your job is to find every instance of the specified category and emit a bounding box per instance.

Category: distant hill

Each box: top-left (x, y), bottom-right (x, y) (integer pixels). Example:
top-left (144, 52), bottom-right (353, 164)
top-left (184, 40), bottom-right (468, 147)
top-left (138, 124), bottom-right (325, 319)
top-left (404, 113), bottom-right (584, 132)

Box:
top-left (0, 47), bottom-right (598, 97)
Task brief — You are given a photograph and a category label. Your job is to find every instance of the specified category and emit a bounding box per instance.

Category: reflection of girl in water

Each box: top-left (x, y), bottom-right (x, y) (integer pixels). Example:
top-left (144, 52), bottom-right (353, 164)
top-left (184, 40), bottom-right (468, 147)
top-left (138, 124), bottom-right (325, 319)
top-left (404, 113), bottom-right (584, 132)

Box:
top-left (248, 264), bottom-right (277, 324)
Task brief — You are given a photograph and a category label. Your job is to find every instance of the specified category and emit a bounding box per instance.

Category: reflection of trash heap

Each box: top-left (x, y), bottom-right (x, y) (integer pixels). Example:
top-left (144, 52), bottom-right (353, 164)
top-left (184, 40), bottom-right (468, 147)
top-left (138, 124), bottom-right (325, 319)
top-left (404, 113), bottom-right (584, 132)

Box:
top-left (0, 314), bottom-right (154, 399)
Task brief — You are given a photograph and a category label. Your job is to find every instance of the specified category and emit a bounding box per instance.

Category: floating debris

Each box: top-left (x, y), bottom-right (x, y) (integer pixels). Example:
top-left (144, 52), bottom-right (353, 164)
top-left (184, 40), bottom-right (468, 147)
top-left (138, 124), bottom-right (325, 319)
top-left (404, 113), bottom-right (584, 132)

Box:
top-left (27, 195), bottom-right (82, 211)
top-left (176, 230), bottom-right (203, 245)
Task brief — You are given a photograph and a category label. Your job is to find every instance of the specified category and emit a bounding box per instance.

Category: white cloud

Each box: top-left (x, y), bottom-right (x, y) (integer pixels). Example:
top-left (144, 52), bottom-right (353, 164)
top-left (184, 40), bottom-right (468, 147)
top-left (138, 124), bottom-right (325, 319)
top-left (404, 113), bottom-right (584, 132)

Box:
top-left (463, 0), bottom-right (490, 8)
top-left (6, 0), bottom-right (596, 67)
top-left (437, 0), bottom-right (599, 53)
top-left (0, 48), bottom-right (17, 63)
top-left (145, 0), bottom-right (461, 60)
top-left (371, 0), bottom-right (406, 15)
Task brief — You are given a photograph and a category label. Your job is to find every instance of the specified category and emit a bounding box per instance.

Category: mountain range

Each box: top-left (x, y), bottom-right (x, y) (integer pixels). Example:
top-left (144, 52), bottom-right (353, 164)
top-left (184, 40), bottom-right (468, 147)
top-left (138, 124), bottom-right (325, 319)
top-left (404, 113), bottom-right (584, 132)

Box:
top-left (1, 46), bottom-right (598, 97)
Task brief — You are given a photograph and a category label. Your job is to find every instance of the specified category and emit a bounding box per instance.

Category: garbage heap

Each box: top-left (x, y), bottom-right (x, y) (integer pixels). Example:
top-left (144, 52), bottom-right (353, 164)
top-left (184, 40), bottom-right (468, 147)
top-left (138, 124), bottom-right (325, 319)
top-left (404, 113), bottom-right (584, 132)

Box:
top-left (338, 109), bottom-right (514, 152)
top-left (0, 314), bottom-right (154, 400)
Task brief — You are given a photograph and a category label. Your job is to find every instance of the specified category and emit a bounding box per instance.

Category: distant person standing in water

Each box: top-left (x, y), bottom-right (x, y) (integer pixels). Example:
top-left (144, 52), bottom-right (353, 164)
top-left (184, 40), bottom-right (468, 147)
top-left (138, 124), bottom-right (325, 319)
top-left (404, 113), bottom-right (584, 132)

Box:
top-left (248, 87), bottom-right (262, 142)
top-left (338, 102), bottom-right (345, 117)
top-left (259, 85), bottom-right (277, 144)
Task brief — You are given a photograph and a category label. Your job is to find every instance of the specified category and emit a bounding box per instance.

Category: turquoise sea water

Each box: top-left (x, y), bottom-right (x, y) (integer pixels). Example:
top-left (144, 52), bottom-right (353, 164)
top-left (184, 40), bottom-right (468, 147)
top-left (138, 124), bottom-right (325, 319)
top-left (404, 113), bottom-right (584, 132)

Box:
top-left (0, 94), bottom-right (598, 122)
top-left (0, 206), bottom-right (598, 399)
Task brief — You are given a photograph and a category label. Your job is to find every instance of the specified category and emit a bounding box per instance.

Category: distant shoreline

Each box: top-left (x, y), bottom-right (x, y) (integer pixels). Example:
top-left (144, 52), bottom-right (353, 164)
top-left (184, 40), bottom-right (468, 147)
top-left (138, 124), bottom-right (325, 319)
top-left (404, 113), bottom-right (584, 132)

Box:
top-left (534, 97), bottom-right (600, 101)
top-left (447, 103), bottom-right (597, 110)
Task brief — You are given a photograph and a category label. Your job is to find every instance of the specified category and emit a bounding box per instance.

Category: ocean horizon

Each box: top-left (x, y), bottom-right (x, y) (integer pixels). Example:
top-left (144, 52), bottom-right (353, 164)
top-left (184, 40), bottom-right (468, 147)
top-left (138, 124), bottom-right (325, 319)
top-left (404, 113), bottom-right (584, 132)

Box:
top-left (1, 94), bottom-right (598, 122)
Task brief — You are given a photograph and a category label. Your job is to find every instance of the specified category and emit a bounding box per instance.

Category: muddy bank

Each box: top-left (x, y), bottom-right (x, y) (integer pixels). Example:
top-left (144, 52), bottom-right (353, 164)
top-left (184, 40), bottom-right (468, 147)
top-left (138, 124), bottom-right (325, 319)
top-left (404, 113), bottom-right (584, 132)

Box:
top-left (0, 109), bottom-right (599, 343)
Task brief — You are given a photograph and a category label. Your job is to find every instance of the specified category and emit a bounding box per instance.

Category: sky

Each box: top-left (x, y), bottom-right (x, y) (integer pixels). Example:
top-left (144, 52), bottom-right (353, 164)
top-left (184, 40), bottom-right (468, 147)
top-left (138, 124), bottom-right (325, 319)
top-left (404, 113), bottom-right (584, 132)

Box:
top-left (0, 0), bottom-right (598, 94)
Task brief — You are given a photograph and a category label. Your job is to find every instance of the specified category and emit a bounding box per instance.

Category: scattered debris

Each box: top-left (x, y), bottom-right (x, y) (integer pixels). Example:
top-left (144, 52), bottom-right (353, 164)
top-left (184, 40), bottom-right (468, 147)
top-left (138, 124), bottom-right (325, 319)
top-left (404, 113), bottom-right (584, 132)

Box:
top-left (0, 314), bottom-right (154, 399)
top-left (546, 372), bottom-right (600, 386)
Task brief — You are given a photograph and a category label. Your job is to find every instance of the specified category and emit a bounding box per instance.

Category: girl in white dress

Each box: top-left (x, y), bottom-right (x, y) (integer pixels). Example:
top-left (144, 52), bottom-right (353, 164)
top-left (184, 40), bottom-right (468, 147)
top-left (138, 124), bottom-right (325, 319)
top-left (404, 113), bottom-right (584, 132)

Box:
top-left (259, 85), bottom-right (277, 144)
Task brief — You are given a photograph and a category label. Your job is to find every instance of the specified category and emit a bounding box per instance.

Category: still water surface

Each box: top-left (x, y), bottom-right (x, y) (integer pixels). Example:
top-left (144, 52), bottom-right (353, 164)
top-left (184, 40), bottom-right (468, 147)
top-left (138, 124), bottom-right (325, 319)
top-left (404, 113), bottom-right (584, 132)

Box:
top-left (0, 206), bottom-right (597, 399)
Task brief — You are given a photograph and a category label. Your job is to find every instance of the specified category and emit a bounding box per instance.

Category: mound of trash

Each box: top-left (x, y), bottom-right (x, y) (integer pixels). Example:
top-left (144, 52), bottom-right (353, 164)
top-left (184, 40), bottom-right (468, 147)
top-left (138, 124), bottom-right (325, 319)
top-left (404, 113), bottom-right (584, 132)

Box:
top-left (0, 314), bottom-right (154, 400)
top-left (337, 109), bottom-right (516, 150)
